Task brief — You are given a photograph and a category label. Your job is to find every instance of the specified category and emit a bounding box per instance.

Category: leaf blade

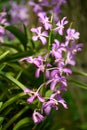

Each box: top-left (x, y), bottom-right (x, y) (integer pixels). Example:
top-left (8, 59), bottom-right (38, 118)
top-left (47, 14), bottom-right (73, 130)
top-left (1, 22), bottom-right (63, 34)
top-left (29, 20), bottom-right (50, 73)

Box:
top-left (5, 25), bottom-right (28, 50)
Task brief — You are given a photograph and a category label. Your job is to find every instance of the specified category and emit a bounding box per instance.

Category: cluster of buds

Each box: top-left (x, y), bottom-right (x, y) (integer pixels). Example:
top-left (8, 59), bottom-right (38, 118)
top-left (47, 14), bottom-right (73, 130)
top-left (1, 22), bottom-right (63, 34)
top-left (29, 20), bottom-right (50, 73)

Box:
top-left (20, 14), bottom-right (83, 124)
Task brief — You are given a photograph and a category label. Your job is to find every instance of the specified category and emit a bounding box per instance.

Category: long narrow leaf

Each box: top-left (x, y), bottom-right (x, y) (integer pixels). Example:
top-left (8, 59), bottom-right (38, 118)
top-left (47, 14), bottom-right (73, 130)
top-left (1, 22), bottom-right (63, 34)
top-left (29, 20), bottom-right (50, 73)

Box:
top-left (0, 117), bottom-right (4, 126)
top-left (0, 43), bottom-right (22, 52)
top-left (13, 117), bottom-right (32, 130)
top-left (0, 71), bottom-right (26, 90)
top-left (68, 79), bottom-right (87, 90)
top-left (0, 51), bottom-right (10, 60)
top-left (0, 51), bottom-right (33, 63)
top-left (0, 102), bottom-right (3, 109)
top-left (5, 25), bottom-right (28, 50)
top-left (73, 71), bottom-right (87, 77)
top-left (0, 93), bottom-right (25, 112)
top-left (0, 63), bottom-right (6, 71)
top-left (3, 106), bottom-right (29, 130)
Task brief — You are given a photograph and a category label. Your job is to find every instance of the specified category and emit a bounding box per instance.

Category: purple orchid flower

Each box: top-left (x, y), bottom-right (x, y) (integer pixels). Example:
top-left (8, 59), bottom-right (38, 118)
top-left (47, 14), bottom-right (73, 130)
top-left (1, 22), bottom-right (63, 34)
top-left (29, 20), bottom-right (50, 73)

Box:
top-left (19, 1), bottom-right (83, 124)
top-left (38, 12), bottom-right (52, 30)
top-left (50, 92), bottom-right (68, 109)
top-left (42, 92), bottom-right (67, 115)
top-left (50, 39), bottom-right (66, 59)
top-left (0, 26), bottom-right (5, 36)
top-left (9, 1), bottom-right (29, 25)
top-left (20, 56), bottom-right (34, 63)
top-left (63, 68), bottom-right (72, 76)
top-left (20, 56), bottom-right (45, 78)
top-left (31, 26), bottom-right (48, 45)
top-left (42, 100), bottom-right (58, 115)
top-left (56, 61), bottom-right (72, 76)
top-left (66, 28), bottom-right (80, 43)
top-left (65, 43), bottom-right (83, 66)
top-left (54, 17), bottom-right (68, 35)
top-left (57, 0), bottom-right (66, 5)
top-left (33, 111), bottom-right (44, 124)
top-left (58, 84), bottom-right (67, 92)
top-left (50, 0), bottom-right (66, 22)
top-left (34, 56), bottom-right (45, 78)
top-left (71, 43), bottom-right (83, 53)
top-left (0, 12), bottom-right (9, 26)
top-left (0, 26), bottom-right (5, 42)
top-left (28, 1), bottom-right (43, 13)
top-left (0, 36), bottom-right (4, 42)
top-left (48, 70), bottom-right (67, 91)
top-left (0, 11), bottom-right (9, 42)
top-left (65, 51), bottom-right (76, 66)
top-left (24, 88), bottom-right (44, 104)
top-left (29, 0), bottom-right (67, 22)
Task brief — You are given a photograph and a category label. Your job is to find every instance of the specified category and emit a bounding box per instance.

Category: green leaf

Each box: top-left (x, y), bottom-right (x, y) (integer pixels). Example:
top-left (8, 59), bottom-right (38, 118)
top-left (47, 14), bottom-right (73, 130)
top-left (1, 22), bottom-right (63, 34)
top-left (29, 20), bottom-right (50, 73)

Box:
top-left (0, 51), bottom-right (10, 60)
top-left (7, 63), bottom-right (22, 71)
top-left (0, 51), bottom-right (33, 63)
top-left (0, 63), bottom-right (6, 71)
top-left (58, 128), bottom-right (65, 130)
top-left (68, 79), bottom-right (87, 90)
top-left (0, 102), bottom-right (3, 109)
top-left (0, 93), bottom-right (25, 112)
top-left (79, 123), bottom-right (87, 130)
top-left (16, 70), bottom-right (23, 80)
top-left (2, 107), bottom-right (13, 117)
top-left (3, 106), bottom-right (29, 130)
top-left (45, 90), bottom-right (53, 98)
top-left (0, 117), bottom-right (4, 126)
top-left (13, 117), bottom-right (32, 130)
top-left (0, 43), bottom-right (22, 52)
top-left (0, 126), bottom-right (2, 130)
top-left (73, 71), bottom-right (87, 77)
top-left (5, 25), bottom-right (28, 50)
top-left (0, 1), bottom-right (9, 9)
top-left (0, 71), bottom-right (26, 90)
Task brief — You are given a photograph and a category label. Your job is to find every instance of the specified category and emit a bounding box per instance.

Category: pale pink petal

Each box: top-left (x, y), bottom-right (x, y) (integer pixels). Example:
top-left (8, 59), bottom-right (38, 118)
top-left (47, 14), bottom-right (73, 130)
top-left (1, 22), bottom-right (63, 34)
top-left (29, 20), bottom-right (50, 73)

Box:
top-left (27, 95), bottom-right (36, 104)
top-left (35, 68), bottom-right (41, 78)
top-left (58, 99), bottom-right (68, 109)
top-left (37, 94), bottom-right (45, 102)
top-left (32, 36), bottom-right (38, 41)
top-left (40, 36), bottom-right (47, 45)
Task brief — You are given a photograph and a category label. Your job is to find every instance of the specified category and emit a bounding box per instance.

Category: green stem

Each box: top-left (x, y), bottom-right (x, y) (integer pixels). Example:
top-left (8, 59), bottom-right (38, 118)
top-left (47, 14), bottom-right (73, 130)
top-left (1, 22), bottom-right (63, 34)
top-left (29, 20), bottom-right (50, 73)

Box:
top-left (48, 31), bottom-right (52, 51)
top-left (32, 124), bottom-right (37, 130)
top-left (48, 12), bottom-right (53, 51)
top-left (42, 59), bottom-right (48, 96)
top-left (41, 13), bottom-right (54, 97)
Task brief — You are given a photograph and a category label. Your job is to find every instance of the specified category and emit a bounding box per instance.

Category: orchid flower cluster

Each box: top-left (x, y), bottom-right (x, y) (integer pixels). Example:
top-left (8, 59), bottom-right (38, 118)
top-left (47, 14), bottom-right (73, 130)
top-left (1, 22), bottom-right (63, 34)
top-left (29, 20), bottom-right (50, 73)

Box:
top-left (9, 1), bottom-right (29, 26)
top-left (29, 0), bottom-right (66, 22)
top-left (0, 1), bottom-right (29, 42)
top-left (9, 0), bottom-right (66, 26)
top-left (20, 14), bottom-right (83, 124)
top-left (0, 11), bottom-right (9, 42)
